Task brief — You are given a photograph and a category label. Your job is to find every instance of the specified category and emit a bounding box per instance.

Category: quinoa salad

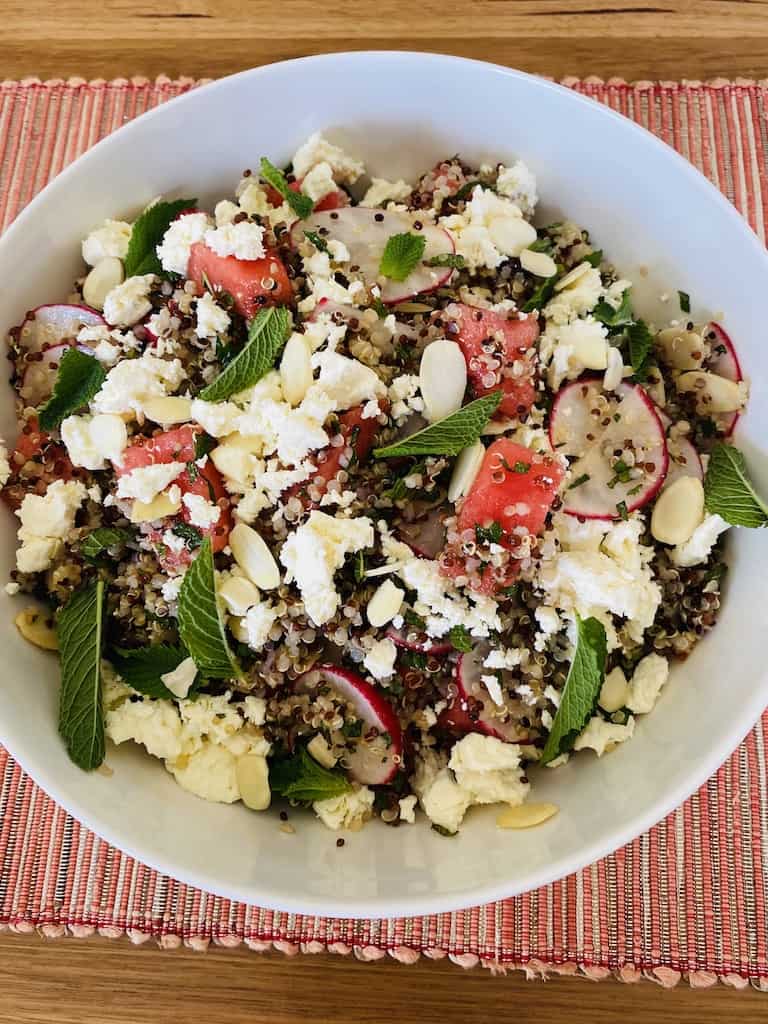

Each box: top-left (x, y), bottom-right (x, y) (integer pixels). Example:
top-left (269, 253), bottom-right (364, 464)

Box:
top-left (3, 132), bottom-right (765, 837)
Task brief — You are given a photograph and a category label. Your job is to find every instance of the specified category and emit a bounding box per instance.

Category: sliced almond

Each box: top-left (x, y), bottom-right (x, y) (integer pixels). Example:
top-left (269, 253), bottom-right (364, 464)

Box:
top-left (280, 333), bottom-right (313, 407)
top-left (496, 802), bottom-right (559, 830)
top-left (571, 332), bottom-right (608, 371)
top-left (656, 326), bottom-right (708, 370)
top-left (487, 216), bottom-right (537, 257)
top-left (307, 734), bottom-right (337, 769)
top-left (676, 371), bottom-right (747, 413)
top-left (599, 666), bottom-right (630, 713)
top-left (229, 616), bottom-right (250, 643)
top-left (142, 396), bottom-right (193, 426)
top-left (236, 754), bottom-right (271, 811)
top-left (230, 522), bottom-right (280, 590)
top-left (82, 257), bottom-right (124, 310)
top-left (448, 441), bottom-right (485, 502)
top-left (210, 435), bottom-right (262, 487)
top-left (554, 261), bottom-right (590, 292)
top-left (419, 339), bottom-right (467, 423)
top-left (520, 248), bottom-right (557, 278)
top-left (15, 607), bottom-right (58, 651)
top-left (603, 346), bottom-right (624, 391)
top-left (130, 491), bottom-right (181, 523)
top-left (651, 475), bottom-right (705, 545)
top-left (366, 578), bottom-right (404, 628)
top-left (218, 575), bottom-right (260, 616)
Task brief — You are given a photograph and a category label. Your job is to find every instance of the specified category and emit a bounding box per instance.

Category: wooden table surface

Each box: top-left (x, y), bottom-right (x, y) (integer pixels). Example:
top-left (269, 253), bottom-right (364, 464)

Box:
top-left (3, 0), bottom-right (768, 1020)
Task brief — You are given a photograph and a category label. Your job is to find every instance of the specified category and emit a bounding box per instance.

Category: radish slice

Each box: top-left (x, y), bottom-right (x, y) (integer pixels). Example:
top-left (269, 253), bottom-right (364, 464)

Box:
top-left (386, 626), bottom-right (452, 655)
top-left (307, 298), bottom-right (362, 324)
top-left (664, 433), bottom-right (703, 489)
top-left (304, 665), bottom-right (403, 785)
top-left (550, 378), bottom-right (669, 520)
top-left (705, 322), bottom-right (743, 436)
top-left (293, 207), bottom-right (455, 304)
top-left (454, 647), bottom-right (529, 743)
top-left (396, 507), bottom-right (446, 559)
top-left (17, 304), bottom-right (104, 353)
top-left (20, 341), bottom-right (93, 405)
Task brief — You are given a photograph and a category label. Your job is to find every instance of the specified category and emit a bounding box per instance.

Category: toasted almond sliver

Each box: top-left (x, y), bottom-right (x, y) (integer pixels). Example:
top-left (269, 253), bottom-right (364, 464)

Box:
top-left (650, 475), bottom-right (705, 546)
top-left (142, 396), bottom-right (193, 426)
top-left (448, 441), bottom-right (485, 502)
top-left (366, 578), bottom-right (405, 628)
top-left (15, 607), bottom-right (58, 651)
top-left (280, 333), bottom-right (313, 407)
top-left (419, 339), bottom-right (467, 423)
top-left (130, 492), bottom-right (181, 523)
top-left (230, 522), bottom-right (281, 590)
top-left (236, 754), bottom-right (271, 811)
top-left (520, 248), bottom-right (558, 278)
top-left (82, 257), bottom-right (124, 310)
top-left (218, 575), bottom-right (260, 616)
top-left (554, 261), bottom-right (590, 292)
top-left (496, 802), bottom-right (559, 830)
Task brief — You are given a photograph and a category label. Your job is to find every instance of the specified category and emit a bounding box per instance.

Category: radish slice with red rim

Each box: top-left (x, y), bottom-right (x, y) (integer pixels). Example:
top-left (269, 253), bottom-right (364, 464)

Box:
top-left (292, 207), bottom-right (455, 304)
top-left (17, 304), bottom-right (104, 354)
top-left (386, 625), bottom-right (452, 655)
top-left (550, 378), bottom-right (669, 520)
top-left (299, 665), bottom-right (403, 785)
top-left (704, 322), bottom-right (743, 436)
top-left (20, 341), bottom-right (94, 405)
top-left (664, 433), bottom-right (703, 488)
top-left (454, 646), bottom-right (530, 743)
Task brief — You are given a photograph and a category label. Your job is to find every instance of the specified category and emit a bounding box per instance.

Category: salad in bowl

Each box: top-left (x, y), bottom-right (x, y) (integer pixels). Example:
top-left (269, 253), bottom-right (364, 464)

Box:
top-left (3, 131), bottom-right (765, 837)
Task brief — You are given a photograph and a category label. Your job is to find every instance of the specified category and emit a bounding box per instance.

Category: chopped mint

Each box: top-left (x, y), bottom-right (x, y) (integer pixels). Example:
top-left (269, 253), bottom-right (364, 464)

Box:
top-left (259, 158), bottom-right (313, 220)
top-left (424, 253), bottom-right (466, 269)
top-left (38, 349), bottom-right (106, 430)
top-left (57, 581), bottom-right (106, 771)
top-left (567, 473), bottom-right (591, 491)
top-left (526, 236), bottom-right (555, 255)
top-left (678, 290), bottom-right (691, 314)
top-left (616, 500), bottom-right (629, 521)
top-left (626, 320), bottom-right (654, 381)
top-left (373, 392), bottom-right (501, 459)
top-left (379, 232), bottom-right (426, 282)
top-left (583, 250), bottom-right (603, 267)
top-left (124, 197), bottom-right (197, 277)
top-left (110, 645), bottom-right (193, 700)
top-left (540, 616), bottom-right (607, 765)
top-left (171, 522), bottom-right (203, 550)
top-left (269, 746), bottom-right (351, 802)
top-left (475, 521), bottom-right (502, 545)
top-left (448, 625), bottom-right (473, 653)
top-left (593, 287), bottom-right (633, 328)
top-left (703, 443), bottom-right (768, 528)
top-left (177, 538), bottom-right (241, 679)
top-left (194, 432), bottom-right (216, 460)
top-left (80, 527), bottom-right (133, 562)
top-left (304, 229), bottom-right (329, 253)
top-left (521, 271), bottom-right (561, 313)
top-left (199, 306), bottom-right (291, 402)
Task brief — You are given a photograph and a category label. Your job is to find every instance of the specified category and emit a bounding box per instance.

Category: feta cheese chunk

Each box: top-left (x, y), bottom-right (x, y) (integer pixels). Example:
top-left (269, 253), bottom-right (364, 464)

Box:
top-left (360, 178), bottom-right (413, 208)
top-left (544, 265), bottom-right (603, 324)
top-left (102, 274), bottom-right (156, 327)
top-left (16, 480), bottom-right (87, 573)
top-left (309, 349), bottom-right (387, 410)
top-left (539, 316), bottom-right (610, 388)
top-left (91, 351), bottom-right (186, 418)
top-left (60, 413), bottom-right (128, 470)
top-left (243, 601), bottom-right (279, 651)
top-left (116, 462), bottom-right (185, 504)
top-left (82, 219), bottom-right (132, 266)
top-left (671, 514), bottom-right (729, 567)
top-left (573, 715), bottom-right (635, 757)
top-left (292, 132), bottom-right (364, 185)
top-left (195, 292), bottom-right (231, 340)
top-left (363, 638), bottom-right (397, 680)
top-left (300, 161), bottom-right (337, 203)
top-left (495, 160), bottom-right (538, 216)
top-left (449, 734), bottom-right (530, 807)
top-left (280, 512), bottom-right (374, 626)
top-left (204, 221), bottom-right (266, 261)
top-left (440, 187), bottom-right (536, 271)
top-left (156, 212), bottom-right (211, 276)
top-left (181, 493), bottom-right (222, 530)
top-left (626, 653), bottom-right (669, 714)
top-left (313, 785), bottom-right (375, 830)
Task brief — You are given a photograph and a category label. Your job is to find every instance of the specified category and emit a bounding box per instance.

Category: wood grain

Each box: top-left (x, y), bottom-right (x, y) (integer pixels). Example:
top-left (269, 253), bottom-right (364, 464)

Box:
top-left (3, 0), bottom-right (768, 81)
top-left (0, 932), bottom-right (765, 1024)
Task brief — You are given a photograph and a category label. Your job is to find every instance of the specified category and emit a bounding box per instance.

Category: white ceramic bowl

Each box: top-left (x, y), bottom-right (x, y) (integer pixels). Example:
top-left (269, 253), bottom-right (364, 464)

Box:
top-left (1, 53), bottom-right (766, 919)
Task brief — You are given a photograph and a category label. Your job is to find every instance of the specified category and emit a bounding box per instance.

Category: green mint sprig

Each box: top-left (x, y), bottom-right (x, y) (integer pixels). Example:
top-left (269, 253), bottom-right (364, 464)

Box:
top-left (57, 581), bottom-right (106, 771)
top-left (110, 644), bottom-right (194, 700)
top-left (269, 745), bottom-right (351, 803)
top-left (373, 393), bottom-right (501, 459)
top-left (80, 527), bottom-right (134, 562)
top-left (704, 443), bottom-right (768, 528)
top-left (540, 616), bottom-right (607, 765)
top-left (125, 197), bottom-right (197, 277)
top-left (199, 306), bottom-right (291, 402)
top-left (379, 232), bottom-right (426, 282)
top-left (259, 158), bottom-right (314, 220)
top-left (177, 537), bottom-right (241, 679)
top-left (38, 349), bottom-right (106, 430)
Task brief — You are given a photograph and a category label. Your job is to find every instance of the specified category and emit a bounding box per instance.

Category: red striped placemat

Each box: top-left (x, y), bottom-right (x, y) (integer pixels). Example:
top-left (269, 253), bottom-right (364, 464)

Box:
top-left (0, 75), bottom-right (767, 988)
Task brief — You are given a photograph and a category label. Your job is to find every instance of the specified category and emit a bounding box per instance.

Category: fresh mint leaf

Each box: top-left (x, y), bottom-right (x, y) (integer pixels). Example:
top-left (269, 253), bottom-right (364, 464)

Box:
top-left (80, 527), bottom-right (133, 562)
top-left (171, 522), bottom-right (203, 550)
top-left (124, 198), bottom-right (197, 277)
top-left (379, 232), bottom-right (426, 282)
top-left (584, 250), bottom-right (603, 267)
top-left (703, 443), bottom-right (768, 528)
top-left (374, 392), bottom-right (501, 459)
top-left (475, 521), bottom-right (502, 545)
top-left (448, 625), bottom-right (473, 653)
top-left (626, 320), bottom-right (654, 380)
top-left (304, 230), bottom-right (329, 253)
top-left (57, 581), bottom-right (105, 771)
top-left (194, 433), bottom-right (216, 460)
top-left (371, 297), bottom-right (388, 318)
top-left (177, 537), bottom-right (241, 679)
top-left (259, 158), bottom-right (313, 220)
top-left (521, 271), bottom-right (560, 313)
top-left (541, 616), bottom-right (607, 765)
top-left (38, 348), bottom-right (106, 430)
top-left (593, 287), bottom-right (633, 328)
top-left (269, 745), bottom-right (351, 803)
top-left (425, 253), bottom-right (466, 269)
top-left (678, 290), bottom-right (691, 313)
top-left (453, 180), bottom-right (495, 201)
top-left (199, 306), bottom-right (291, 402)
top-left (526, 236), bottom-right (555, 255)
top-left (110, 644), bottom-right (192, 700)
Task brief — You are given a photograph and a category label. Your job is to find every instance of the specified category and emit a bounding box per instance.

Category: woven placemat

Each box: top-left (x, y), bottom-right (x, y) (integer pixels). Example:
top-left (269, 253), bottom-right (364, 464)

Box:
top-left (0, 74), bottom-right (767, 988)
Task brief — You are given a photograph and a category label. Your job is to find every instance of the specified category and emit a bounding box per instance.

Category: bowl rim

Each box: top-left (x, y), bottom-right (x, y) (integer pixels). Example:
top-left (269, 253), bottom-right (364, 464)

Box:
top-left (2, 51), bottom-right (767, 918)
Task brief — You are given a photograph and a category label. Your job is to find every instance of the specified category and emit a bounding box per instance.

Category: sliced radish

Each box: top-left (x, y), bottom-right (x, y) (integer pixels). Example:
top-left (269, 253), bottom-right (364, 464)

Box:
top-left (304, 665), bottom-right (403, 785)
top-left (20, 341), bottom-right (94, 405)
top-left (550, 378), bottom-right (668, 520)
top-left (664, 433), bottom-right (703, 489)
top-left (17, 304), bottom-right (104, 353)
top-left (386, 626), bottom-right (452, 655)
top-left (308, 298), bottom-right (362, 324)
top-left (454, 646), bottom-right (529, 743)
top-left (396, 507), bottom-right (446, 559)
top-left (705, 322), bottom-right (743, 436)
top-left (292, 207), bottom-right (454, 304)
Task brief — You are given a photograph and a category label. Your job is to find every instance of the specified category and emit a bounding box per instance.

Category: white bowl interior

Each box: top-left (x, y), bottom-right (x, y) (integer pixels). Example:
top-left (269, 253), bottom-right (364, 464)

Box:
top-left (0, 53), bottom-right (766, 918)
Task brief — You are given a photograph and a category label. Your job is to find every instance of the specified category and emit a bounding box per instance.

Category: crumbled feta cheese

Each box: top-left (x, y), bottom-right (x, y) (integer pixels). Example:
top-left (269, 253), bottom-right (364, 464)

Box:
top-left (387, 374), bottom-right (422, 422)
top-left (60, 413), bottom-right (128, 470)
top-left (360, 178), bottom-right (413, 207)
top-left (534, 605), bottom-right (561, 651)
top-left (309, 349), bottom-right (387, 410)
top-left (398, 794), bottom-right (418, 824)
top-left (243, 601), bottom-right (279, 651)
top-left (449, 733), bottom-right (529, 806)
top-left (161, 575), bottom-right (184, 602)
top-left (181, 493), bottom-right (222, 529)
top-left (440, 187), bottom-right (536, 271)
top-left (204, 221), bottom-right (265, 261)
top-left (16, 480), bottom-right (87, 573)
top-left (292, 132), bottom-right (365, 185)
top-left (573, 715), bottom-right (635, 757)
top-left (160, 656), bottom-right (198, 700)
top-left (116, 462), bottom-right (185, 504)
top-left (102, 274), bottom-right (156, 327)
top-left (91, 351), bottom-right (186, 417)
top-left (82, 219), bottom-right (131, 267)
top-left (169, 741), bottom-right (243, 803)
top-left (626, 652), bottom-right (669, 714)
top-left (236, 462), bottom-right (315, 518)
top-left (544, 266), bottom-right (603, 324)
top-left (242, 696), bottom-right (267, 726)
top-left (280, 512), bottom-right (373, 626)
top-left (495, 160), bottom-right (538, 216)
top-left (195, 292), bottom-right (231, 340)
top-left (418, 767), bottom-right (470, 834)
top-left (539, 316), bottom-right (610, 387)
top-left (156, 212), bottom-right (211, 276)
top-left (313, 785), bottom-right (375, 830)
top-left (0, 440), bottom-right (10, 487)
top-left (481, 674), bottom-right (504, 706)
top-left (363, 638), bottom-right (397, 680)
top-left (361, 399), bottom-right (381, 420)
top-left (214, 200), bottom-right (239, 226)
top-left (106, 698), bottom-right (186, 759)
top-left (671, 514), bottom-right (729, 567)
top-left (483, 647), bottom-right (523, 671)
top-left (300, 161), bottom-right (337, 203)
top-left (190, 398), bottom-right (243, 438)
